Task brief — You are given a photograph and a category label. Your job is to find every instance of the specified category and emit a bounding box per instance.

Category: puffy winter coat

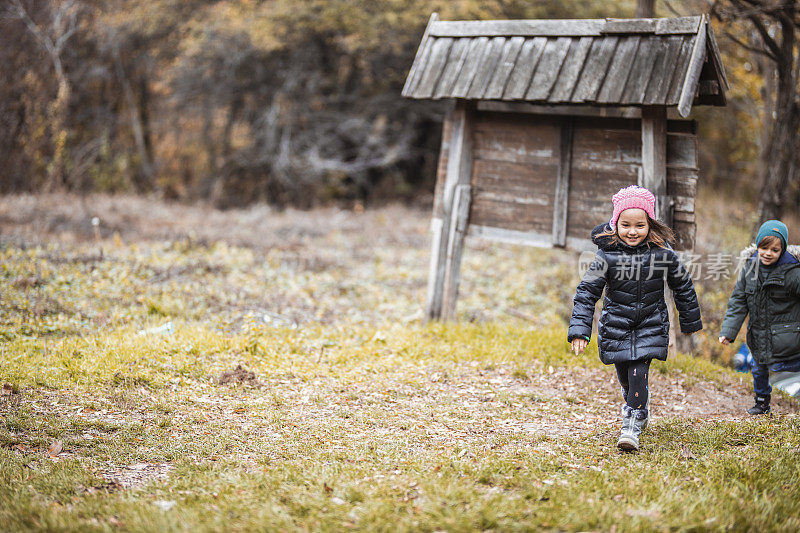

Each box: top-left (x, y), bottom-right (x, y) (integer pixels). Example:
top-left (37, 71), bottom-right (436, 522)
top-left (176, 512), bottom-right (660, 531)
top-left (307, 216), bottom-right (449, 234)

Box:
top-left (568, 224), bottom-right (703, 364)
top-left (719, 245), bottom-right (800, 366)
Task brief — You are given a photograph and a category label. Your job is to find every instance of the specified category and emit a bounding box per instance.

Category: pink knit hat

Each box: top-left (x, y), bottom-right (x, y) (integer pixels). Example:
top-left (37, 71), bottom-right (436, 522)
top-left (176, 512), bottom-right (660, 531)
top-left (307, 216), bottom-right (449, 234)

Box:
top-left (609, 185), bottom-right (656, 228)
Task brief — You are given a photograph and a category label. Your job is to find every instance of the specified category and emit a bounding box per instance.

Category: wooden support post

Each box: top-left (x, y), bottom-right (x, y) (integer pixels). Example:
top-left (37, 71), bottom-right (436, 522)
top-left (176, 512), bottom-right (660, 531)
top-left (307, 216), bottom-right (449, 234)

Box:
top-left (641, 106), bottom-right (668, 220)
top-left (425, 100), bottom-right (474, 320)
top-left (552, 117), bottom-right (574, 247)
top-left (441, 184), bottom-right (472, 321)
top-left (641, 105), bottom-right (678, 355)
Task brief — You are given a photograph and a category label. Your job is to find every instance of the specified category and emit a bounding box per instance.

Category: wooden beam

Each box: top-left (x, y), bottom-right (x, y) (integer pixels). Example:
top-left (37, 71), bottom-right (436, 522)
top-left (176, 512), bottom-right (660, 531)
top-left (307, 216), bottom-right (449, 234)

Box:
top-left (429, 19), bottom-right (606, 38)
top-left (603, 18), bottom-right (657, 33)
top-left (425, 100), bottom-right (474, 320)
top-left (466, 225), bottom-right (594, 251)
top-left (655, 16), bottom-right (702, 35)
top-left (641, 104), bottom-right (678, 356)
top-left (427, 17), bottom-right (702, 38)
top-left (424, 216), bottom-right (446, 319)
top-left (441, 185), bottom-right (472, 321)
top-left (641, 105), bottom-right (670, 225)
top-left (477, 101), bottom-right (643, 118)
top-left (553, 117), bottom-right (574, 247)
top-left (468, 226), bottom-right (554, 248)
top-left (704, 20), bottom-right (729, 90)
top-left (677, 15), bottom-right (707, 117)
top-left (603, 17), bottom-right (702, 35)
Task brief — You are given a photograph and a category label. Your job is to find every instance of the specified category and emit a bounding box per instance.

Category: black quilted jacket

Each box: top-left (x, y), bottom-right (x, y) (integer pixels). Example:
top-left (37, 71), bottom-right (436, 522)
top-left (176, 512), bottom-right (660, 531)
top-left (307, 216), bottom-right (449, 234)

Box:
top-left (720, 245), bottom-right (800, 365)
top-left (568, 224), bottom-right (703, 364)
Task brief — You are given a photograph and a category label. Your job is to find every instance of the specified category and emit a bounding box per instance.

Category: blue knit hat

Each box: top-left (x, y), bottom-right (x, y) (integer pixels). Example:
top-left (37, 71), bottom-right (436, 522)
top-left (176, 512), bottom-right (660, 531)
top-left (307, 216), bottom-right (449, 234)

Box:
top-left (755, 220), bottom-right (788, 252)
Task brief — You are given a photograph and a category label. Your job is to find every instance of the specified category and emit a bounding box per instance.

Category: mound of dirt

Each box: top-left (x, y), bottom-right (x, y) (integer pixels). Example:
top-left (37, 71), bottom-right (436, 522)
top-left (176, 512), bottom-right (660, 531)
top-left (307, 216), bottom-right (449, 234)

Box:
top-left (215, 365), bottom-right (262, 386)
top-left (1, 383), bottom-right (22, 411)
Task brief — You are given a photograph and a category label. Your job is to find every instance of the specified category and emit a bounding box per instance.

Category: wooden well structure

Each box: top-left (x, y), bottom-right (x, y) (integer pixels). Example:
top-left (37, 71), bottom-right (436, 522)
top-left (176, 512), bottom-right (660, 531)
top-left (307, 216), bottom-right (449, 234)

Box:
top-left (402, 14), bottom-right (728, 320)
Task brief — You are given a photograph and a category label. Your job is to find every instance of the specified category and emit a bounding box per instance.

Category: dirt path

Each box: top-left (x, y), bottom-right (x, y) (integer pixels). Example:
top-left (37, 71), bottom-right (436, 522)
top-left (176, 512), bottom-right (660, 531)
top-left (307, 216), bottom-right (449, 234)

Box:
top-left (2, 193), bottom-right (799, 495)
top-left (7, 358), bottom-right (796, 492)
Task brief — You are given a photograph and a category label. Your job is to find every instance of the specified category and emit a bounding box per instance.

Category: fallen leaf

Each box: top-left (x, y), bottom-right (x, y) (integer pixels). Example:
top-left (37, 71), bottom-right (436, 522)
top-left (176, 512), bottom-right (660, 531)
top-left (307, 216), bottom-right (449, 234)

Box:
top-left (48, 440), bottom-right (63, 456)
top-left (679, 446), bottom-right (696, 460)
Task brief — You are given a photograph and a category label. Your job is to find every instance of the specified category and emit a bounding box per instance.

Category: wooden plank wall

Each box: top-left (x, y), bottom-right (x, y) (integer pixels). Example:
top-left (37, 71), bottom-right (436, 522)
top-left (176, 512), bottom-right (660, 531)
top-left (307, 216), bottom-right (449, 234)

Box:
top-left (568, 124), bottom-right (641, 239)
top-left (666, 132), bottom-right (698, 250)
top-left (566, 117), bottom-right (698, 249)
top-left (430, 110), bottom-right (698, 251)
top-left (469, 112), bottom-right (559, 235)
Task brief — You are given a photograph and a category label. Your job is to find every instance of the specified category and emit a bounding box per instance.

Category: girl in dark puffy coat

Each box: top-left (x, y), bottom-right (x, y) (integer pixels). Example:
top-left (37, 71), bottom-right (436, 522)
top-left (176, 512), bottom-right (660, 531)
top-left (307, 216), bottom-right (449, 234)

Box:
top-left (568, 185), bottom-right (702, 452)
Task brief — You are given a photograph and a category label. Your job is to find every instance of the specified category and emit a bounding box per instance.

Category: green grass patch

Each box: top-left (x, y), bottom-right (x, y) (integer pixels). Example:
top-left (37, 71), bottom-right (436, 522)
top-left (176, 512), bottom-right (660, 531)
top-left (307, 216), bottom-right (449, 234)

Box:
top-left (2, 222), bottom-right (799, 531)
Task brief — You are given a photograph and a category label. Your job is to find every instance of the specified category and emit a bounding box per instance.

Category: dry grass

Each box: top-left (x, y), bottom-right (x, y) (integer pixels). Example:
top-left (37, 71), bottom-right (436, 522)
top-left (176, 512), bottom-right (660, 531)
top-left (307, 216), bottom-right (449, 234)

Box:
top-left (1, 192), bottom-right (800, 531)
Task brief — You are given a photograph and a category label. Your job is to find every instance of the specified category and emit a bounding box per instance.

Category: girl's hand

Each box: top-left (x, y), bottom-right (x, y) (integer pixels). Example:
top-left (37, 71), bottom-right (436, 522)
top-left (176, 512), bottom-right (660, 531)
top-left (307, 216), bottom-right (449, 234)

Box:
top-left (718, 336), bottom-right (731, 345)
top-left (571, 338), bottom-right (588, 356)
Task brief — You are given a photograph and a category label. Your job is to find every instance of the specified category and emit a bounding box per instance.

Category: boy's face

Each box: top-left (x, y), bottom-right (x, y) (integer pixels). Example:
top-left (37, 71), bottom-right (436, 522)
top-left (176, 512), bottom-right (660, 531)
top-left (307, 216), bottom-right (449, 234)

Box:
top-left (616, 208), bottom-right (649, 247)
top-left (758, 242), bottom-right (782, 265)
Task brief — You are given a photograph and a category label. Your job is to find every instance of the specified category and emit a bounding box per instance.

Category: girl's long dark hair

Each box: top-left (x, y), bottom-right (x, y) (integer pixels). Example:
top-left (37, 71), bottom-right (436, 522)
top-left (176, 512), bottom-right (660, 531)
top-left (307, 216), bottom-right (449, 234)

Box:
top-left (599, 215), bottom-right (675, 248)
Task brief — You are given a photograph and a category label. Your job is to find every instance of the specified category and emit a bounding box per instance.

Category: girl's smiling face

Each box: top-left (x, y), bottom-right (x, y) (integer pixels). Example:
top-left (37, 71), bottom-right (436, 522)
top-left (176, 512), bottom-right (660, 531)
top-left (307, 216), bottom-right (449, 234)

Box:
top-left (616, 208), bottom-right (649, 247)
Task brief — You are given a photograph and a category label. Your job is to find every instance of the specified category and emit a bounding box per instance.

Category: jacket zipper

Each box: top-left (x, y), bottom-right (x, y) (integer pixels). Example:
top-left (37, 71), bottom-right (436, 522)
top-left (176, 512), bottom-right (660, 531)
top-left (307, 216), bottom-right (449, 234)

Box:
top-left (632, 251), bottom-right (644, 359)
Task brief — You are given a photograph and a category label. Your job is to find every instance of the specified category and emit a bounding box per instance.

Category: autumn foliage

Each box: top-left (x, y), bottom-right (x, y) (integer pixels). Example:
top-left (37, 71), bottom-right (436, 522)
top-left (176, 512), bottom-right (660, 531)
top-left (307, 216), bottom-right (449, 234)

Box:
top-left (0, 0), bottom-right (790, 210)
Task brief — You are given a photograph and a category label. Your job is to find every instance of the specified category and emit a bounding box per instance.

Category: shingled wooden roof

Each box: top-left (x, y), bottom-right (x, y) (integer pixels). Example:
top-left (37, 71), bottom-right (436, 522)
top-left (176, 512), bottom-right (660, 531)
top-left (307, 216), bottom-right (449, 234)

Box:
top-left (402, 14), bottom-right (727, 117)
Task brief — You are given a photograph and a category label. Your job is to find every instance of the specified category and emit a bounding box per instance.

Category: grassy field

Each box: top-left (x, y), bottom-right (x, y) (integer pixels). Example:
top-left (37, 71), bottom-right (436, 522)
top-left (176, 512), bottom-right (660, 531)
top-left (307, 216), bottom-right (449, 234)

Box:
top-left (1, 193), bottom-right (800, 532)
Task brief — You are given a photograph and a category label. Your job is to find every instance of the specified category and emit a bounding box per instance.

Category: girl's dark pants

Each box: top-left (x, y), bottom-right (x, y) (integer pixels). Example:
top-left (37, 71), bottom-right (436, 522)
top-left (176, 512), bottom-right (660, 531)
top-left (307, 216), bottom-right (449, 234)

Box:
top-left (615, 359), bottom-right (651, 409)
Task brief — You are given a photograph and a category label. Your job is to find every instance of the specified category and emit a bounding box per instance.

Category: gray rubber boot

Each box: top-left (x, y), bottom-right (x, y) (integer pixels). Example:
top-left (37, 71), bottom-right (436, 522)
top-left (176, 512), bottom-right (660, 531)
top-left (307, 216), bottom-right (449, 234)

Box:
top-left (617, 406), bottom-right (649, 452)
top-left (621, 387), bottom-right (650, 430)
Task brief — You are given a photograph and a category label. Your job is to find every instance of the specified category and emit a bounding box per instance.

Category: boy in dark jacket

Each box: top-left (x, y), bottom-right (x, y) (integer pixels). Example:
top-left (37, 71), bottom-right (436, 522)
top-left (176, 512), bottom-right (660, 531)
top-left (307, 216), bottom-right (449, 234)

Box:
top-left (719, 220), bottom-right (800, 414)
top-left (569, 185), bottom-right (702, 451)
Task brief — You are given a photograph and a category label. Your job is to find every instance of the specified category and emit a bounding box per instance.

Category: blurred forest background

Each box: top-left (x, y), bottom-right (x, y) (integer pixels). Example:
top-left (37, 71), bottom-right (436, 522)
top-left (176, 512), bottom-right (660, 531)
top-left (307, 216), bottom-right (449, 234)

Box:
top-left (1, 0), bottom-right (798, 218)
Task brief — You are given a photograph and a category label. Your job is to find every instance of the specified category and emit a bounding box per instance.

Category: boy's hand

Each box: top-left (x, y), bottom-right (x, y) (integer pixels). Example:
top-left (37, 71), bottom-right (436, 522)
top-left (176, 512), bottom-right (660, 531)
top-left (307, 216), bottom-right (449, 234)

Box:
top-left (718, 336), bottom-right (731, 345)
top-left (571, 338), bottom-right (588, 356)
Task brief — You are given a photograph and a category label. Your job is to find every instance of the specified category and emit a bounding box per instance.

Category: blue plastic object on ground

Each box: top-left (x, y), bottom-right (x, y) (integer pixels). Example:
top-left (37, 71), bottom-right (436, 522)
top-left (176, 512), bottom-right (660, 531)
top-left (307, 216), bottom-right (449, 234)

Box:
top-left (732, 343), bottom-right (800, 397)
top-left (733, 343), bottom-right (754, 373)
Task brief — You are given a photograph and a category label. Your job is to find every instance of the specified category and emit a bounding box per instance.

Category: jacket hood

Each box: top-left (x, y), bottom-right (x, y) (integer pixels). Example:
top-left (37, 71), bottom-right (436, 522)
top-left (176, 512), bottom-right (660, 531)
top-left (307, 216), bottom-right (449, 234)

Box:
top-left (591, 223), bottom-right (613, 249)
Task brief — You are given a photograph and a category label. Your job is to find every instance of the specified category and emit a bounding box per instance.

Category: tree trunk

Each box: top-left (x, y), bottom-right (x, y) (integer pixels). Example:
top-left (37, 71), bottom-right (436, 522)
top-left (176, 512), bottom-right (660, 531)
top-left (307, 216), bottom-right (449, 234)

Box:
top-left (137, 74), bottom-right (155, 183)
top-left (113, 48), bottom-right (153, 190)
top-left (47, 66), bottom-right (70, 191)
top-left (757, 82), bottom-right (800, 221)
top-left (636, 0), bottom-right (656, 17)
top-left (222, 98), bottom-right (242, 159)
top-left (757, 20), bottom-right (799, 222)
top-left (756, 48), bottom-right (776, 196)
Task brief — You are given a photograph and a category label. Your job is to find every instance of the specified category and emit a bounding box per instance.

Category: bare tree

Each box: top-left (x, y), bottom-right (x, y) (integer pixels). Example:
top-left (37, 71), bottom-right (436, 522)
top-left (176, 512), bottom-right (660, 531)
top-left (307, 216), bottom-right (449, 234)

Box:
top-left (636, 0), bottom-right (657, 17)
top-left (712, 0), bottom-right (800, 221)
top-left (8, 0), bottom-right (81, 190)
top-left (99, 24), bottom-right (155, 186)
